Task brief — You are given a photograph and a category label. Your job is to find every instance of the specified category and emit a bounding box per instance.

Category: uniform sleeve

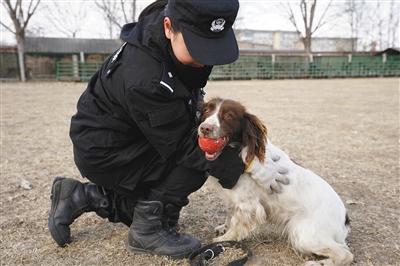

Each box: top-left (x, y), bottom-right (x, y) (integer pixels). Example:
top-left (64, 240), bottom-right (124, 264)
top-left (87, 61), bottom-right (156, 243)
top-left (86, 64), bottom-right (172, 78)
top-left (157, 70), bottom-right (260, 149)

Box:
top-left (124, 84), bottom-right (192, 162)
top-left (175, 127), bottom-right (210, 171)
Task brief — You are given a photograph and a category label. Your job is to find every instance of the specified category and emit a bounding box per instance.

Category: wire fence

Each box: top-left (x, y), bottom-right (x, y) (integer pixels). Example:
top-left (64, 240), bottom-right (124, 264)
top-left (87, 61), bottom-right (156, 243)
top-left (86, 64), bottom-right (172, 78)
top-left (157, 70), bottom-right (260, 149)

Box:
top-left (2, 53), bottom-right (398, 81)
top-left (51, 54), bottom-right (400, 81)
top-left (209, 55), bottom-right (400, 80)
top-left (56, 61), bottom-right (103, 81)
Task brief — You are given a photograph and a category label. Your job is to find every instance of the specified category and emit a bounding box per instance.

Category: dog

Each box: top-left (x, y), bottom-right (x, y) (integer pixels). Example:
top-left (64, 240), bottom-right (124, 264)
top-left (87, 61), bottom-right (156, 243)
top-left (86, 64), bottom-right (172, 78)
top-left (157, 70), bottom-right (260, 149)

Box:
top-left (198, 97), bottom-right (353, 266)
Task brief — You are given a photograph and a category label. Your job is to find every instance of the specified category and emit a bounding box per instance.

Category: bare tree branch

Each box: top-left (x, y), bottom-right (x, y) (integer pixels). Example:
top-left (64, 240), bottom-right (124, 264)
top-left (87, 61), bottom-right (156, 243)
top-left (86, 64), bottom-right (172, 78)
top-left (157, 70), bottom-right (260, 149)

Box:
top-left (0, 20), bottom-right (16, 34)
top-left (4, 0), bottom-right (18, 25)
top-left (2, 0), bottom-right (41, 81)
top-left (300, 0), bottom-right (307, 30)
top-left (96, 0), bottom-right (136, 34)
top-left (312, 0), bottom-right (332, 34)
top-left (24, 0), bottom-right (40, 30)
top-left (42, 2), bottom-right (86, 38)
top-left (96, 0), bottom-right (124, 29)
top-left (132, 0), bottom-right (136, 22)
top-left (121, 0), bottom-right (129, 24)
top-left (280, 0), bottom-right (336, 54)
top-left (286, 2), bottom-right (302, 36)
top-left (14, 0), bottom-right (19, 13)
top-left (309, 0), bottom-right (317, 30)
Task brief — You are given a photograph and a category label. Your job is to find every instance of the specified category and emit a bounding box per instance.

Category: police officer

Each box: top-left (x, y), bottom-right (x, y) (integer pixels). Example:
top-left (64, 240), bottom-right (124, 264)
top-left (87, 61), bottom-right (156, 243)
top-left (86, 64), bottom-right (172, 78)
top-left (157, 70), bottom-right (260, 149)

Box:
top-left (48, 0), bottom-right (247, 258)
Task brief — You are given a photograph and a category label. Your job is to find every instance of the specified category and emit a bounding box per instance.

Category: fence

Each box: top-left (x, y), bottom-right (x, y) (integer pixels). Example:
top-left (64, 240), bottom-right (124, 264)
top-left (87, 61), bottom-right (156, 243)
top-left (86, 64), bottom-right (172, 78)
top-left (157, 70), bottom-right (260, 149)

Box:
top-left (0, 52), bottom-right (19, 80)
top-left (209, 55), bottom-right (400, 80)
top-left (53, 54), bottom-right (400, 81)
top-left (56, 61), bottom-right (103, 81)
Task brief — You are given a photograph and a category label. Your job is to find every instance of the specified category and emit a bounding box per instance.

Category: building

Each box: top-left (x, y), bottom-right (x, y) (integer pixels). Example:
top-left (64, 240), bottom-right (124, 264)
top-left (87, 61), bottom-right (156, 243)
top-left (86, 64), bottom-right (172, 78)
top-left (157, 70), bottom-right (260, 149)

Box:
top-left (22, 37), bottom-right (122, 79)
top-left (2, 37), bottom-right (397, 81)
top-left (234, 29), bottom-right (356, 52)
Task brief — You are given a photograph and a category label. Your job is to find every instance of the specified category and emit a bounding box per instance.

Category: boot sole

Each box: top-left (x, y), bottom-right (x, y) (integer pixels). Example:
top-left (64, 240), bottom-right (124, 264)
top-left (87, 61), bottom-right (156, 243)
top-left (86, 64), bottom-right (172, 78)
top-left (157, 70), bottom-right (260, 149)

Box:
top-left (48, 176), bottom-right (70, 247)
top-left (125, 240), bottom-right (199, 260)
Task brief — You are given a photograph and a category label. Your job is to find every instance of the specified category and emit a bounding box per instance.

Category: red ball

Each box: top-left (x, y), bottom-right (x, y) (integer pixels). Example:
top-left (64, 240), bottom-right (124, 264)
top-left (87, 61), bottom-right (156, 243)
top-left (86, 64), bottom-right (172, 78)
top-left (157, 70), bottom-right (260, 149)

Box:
top-left (198, 137), bottom-right (226, 154)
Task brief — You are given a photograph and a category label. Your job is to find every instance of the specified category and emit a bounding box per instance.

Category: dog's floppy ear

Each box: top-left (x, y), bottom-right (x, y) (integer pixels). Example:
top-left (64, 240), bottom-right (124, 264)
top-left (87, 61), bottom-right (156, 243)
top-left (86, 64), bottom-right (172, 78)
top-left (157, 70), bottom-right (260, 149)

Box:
top-left (241, 112), bottom-right (267, 164)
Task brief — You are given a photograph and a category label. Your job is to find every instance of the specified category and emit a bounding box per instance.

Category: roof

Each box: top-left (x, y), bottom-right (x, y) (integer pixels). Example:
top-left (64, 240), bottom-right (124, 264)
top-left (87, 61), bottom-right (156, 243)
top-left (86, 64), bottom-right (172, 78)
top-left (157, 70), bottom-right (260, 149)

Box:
top-left (0, 45), bottom-right (17, 53)
top-left (24, 37), bottom-right (122, 54)
top-left (375, 48), bottom-right (400, 55)
top-left (234, 29), bottom-right (298, 34)
top-left (239, 49), bottom-right (375, 56)
top-left (313, 37), bottom-right (357, 41)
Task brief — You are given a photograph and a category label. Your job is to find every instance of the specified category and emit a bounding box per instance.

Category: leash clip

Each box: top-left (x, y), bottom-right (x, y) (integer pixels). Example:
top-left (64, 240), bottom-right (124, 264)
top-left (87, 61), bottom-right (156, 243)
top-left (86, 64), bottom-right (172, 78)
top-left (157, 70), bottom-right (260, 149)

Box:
top-left (204, 248), bottom-right (215, 260)
top-left (217, 243), bottom-right (225, 252)
top-left (189, 241), bottom-right (251, 266)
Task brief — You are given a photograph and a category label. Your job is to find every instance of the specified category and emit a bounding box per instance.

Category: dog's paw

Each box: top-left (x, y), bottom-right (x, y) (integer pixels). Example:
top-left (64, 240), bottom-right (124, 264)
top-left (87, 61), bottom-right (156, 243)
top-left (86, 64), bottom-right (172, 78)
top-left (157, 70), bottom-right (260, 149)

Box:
top-left (304, 261), bottom-right (321, 266)
top-left (304, 259), bottom-right (334, 266)
top-left (214, 224), bottom-right (227, 236)
top-left (213, 235), bottom-right (229, 243)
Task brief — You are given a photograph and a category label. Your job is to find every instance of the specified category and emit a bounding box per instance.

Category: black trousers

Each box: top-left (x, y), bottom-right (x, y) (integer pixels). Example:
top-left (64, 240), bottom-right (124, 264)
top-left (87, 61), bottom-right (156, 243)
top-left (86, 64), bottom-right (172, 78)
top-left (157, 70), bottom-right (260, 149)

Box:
top-left (84, 165), bottom-right (208, 226)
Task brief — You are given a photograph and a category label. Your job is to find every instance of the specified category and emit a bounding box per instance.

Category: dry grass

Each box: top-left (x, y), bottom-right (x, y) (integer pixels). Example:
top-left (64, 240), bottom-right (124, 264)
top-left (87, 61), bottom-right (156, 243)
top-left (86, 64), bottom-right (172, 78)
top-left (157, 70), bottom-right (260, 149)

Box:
top-left (1, 78), bottom-right (399, 265)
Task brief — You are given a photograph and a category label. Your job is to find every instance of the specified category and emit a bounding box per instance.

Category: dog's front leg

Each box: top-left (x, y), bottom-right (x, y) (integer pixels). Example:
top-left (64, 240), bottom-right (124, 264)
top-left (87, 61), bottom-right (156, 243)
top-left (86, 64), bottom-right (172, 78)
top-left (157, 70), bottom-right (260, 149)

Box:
top-left (213, 202), bottom-right (266, 242)
top-left (213, 206), bottom-right (243, 242)
top-left (214, 212), bottom-right (232, 236)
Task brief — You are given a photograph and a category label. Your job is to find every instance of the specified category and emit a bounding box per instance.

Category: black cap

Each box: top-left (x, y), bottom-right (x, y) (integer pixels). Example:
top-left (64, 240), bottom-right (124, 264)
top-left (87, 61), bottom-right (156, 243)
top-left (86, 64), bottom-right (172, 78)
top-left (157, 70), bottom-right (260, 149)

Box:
top-left (166, 0), bottom-right (239, 66)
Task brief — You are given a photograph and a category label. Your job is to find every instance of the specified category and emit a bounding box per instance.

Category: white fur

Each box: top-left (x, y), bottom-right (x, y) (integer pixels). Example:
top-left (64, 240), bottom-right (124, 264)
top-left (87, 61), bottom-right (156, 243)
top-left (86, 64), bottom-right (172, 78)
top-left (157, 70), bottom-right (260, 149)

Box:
top-left (211, 140), bottom-right (353, 266)
top-left (206, 101), bottom-right (222, 128)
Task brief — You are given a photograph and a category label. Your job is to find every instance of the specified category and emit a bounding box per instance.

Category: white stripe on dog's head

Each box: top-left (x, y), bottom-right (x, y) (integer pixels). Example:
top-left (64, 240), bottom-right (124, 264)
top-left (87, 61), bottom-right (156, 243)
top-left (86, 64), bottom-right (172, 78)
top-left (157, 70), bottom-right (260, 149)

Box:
top-left (203, 100), bottom-right (223, 128)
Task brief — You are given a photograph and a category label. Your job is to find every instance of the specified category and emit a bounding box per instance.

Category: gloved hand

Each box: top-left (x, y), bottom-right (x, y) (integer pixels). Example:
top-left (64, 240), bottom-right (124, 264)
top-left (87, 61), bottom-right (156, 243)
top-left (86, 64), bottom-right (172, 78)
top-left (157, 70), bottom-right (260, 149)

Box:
top-left (269, 154), bottom-right (290, 193)
top-left (266, 167), bottom-right (290, 194)
top-left (245, 153), bottom-right (290, 194)
top-left (208, 146), bottom-right (245, 189)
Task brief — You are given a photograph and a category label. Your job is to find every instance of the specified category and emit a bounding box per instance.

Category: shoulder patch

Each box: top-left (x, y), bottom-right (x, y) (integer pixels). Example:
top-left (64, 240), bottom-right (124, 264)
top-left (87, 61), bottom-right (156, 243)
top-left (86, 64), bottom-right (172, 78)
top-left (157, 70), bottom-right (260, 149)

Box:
top-left (159, 62), bottom-right (175, 93)
top-left (105, 42), bottom-right (127, 78)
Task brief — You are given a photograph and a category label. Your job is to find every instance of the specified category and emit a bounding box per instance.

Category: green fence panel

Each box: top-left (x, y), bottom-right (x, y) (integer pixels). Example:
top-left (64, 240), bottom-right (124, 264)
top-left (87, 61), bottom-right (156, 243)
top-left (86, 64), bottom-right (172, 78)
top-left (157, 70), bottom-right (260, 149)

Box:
top-left (57, 55), bottom-right (399, 82)
top-left (210, 54), bottom-right (399, 80)
top-left (79, 62), bottom-right (102, 81)
top-left (0, 53), bottom-right (19, 79)
top-left (56, 61), bottom-right (102, 81)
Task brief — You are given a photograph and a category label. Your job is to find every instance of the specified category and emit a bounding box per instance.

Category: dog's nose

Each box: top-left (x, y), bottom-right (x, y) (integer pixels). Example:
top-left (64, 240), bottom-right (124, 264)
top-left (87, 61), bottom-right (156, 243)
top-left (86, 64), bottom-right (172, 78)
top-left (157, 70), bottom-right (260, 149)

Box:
top-left (200, 123), bottom-right (214, 136)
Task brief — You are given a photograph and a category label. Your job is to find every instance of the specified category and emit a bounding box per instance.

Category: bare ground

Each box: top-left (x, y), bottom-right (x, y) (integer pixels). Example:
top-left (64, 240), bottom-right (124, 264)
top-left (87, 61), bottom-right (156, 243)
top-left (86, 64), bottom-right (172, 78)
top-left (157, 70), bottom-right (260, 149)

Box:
top-left (1, 78), bottom-right (399, 266)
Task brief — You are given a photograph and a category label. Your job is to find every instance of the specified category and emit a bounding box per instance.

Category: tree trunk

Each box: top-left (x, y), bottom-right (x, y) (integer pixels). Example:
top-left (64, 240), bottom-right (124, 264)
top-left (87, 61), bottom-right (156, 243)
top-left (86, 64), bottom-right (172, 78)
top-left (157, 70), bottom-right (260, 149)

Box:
top-left (16, 35), bottom-right (26, 82)
top-left (132, 0), bottom-right (136, 22)
top-left (304, 35), bottom-right (312, 55)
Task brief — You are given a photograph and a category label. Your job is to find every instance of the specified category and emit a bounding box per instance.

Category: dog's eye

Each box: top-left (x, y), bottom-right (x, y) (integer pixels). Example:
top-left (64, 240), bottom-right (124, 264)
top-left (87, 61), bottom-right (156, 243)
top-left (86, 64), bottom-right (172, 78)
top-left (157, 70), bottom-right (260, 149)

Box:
top-left (203, 103), bottom-right (216, 116)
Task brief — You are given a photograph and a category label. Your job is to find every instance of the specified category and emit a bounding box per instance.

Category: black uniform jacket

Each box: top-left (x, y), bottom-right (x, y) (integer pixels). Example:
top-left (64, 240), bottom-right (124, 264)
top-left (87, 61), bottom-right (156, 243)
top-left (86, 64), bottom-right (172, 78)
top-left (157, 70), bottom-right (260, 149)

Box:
top-left (70, 8), bottom-right (210, 191)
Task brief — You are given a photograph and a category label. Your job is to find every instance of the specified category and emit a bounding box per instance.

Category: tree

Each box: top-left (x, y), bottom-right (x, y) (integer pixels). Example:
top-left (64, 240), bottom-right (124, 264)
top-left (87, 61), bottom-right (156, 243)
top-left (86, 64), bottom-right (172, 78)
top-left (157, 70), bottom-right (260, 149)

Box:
top-left (344, 0), bottom-right (365, 51)
top-left (95, 0), bottom-right (137, 39)
top-left (281, 0), bottom-right (333, 54)
top-left (1, 0), bottom-right (41, 81)
top-left (387, 0), bottom-right (399, 48)
top-left (359, 0), bottom-right (400, 51)
top-left (42, 2), bottom-right (87, 38)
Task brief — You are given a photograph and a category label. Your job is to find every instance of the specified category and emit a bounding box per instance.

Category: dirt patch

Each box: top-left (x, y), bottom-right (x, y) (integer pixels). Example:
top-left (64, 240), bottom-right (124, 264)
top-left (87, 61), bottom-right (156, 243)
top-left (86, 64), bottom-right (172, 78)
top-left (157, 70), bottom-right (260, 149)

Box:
top-left (1, 78), bottom-right (399, 265)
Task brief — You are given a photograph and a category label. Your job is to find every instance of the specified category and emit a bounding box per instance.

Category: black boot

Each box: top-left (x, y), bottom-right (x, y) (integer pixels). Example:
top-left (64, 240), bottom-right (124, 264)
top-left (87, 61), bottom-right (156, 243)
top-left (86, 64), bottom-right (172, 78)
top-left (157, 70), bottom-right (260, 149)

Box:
top-left (163, 202), bottom-right (184, 229)
top-left (48, 176), bottom-right (110, 247)
top-left (126, 200), bottom-right (201, 259)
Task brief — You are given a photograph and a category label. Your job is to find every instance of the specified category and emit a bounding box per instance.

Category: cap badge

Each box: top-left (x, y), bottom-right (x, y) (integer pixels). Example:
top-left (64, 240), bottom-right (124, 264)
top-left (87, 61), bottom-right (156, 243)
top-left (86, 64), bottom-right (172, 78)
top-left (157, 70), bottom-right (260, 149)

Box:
top-left (210, 18), bottom-right (225, 32)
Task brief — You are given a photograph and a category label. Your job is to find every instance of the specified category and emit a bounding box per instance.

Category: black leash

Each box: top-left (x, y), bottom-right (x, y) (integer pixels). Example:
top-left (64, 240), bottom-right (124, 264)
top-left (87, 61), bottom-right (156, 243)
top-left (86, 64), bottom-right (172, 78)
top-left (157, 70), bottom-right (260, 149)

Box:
top-left (189, 241), bottom-right (252, 266)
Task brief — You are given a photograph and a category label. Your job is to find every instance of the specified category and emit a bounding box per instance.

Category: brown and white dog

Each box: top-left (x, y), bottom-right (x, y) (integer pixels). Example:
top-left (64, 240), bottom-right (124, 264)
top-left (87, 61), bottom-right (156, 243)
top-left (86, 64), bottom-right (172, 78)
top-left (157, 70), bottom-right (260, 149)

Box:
top-left (198, 97), bottom-right (353, 266)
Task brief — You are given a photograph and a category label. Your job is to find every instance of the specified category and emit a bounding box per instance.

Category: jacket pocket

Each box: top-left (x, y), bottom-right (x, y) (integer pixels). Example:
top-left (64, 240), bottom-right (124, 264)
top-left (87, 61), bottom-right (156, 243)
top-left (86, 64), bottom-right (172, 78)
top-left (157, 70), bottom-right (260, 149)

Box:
top-left (147, 101), bottom-right (187, 128)
top-left (136, 101), bottom-right (191, 160)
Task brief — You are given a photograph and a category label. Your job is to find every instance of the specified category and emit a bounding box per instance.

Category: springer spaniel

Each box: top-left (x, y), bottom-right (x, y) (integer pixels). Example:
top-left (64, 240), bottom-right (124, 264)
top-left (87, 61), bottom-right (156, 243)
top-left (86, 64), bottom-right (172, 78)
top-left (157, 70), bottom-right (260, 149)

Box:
top-left (198, 97), bottom-right (353, 266)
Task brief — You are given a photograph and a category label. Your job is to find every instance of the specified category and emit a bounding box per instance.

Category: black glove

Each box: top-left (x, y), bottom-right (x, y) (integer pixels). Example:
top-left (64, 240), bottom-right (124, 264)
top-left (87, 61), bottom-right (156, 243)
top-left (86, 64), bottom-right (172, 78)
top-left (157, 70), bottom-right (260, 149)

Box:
top-left (209, 146), bottom-right (245, 189)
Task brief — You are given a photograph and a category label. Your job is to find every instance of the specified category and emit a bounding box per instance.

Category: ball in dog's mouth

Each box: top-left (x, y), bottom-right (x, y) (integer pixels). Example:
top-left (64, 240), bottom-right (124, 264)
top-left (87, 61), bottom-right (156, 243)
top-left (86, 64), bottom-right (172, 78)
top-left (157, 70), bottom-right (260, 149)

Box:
top-left (198, 137), bottom-right (227, 161)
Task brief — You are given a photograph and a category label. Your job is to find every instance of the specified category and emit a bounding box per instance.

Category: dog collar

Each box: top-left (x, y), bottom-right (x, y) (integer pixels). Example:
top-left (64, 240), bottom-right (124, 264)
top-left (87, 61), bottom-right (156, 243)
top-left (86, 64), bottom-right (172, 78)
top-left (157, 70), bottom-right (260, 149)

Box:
top-left (245, 159), bottom-right (253, 172)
